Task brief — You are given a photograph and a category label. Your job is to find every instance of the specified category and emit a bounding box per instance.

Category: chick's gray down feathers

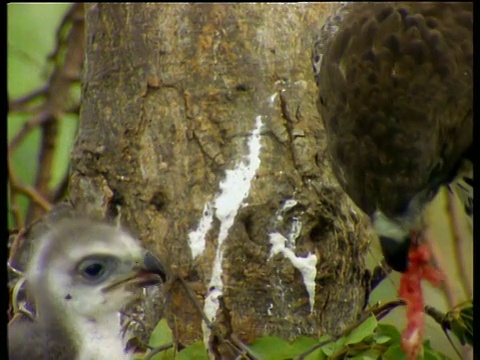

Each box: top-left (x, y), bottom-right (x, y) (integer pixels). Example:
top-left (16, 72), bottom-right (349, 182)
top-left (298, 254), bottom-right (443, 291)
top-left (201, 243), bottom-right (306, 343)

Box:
top-left (8, 220), bottom-right (166, 360)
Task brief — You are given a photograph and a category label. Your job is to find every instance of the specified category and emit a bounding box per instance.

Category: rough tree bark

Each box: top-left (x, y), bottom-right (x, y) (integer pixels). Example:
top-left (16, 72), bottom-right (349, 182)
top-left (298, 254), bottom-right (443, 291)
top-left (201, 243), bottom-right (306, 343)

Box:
top-left (70, 3), bottom-right (373, 357)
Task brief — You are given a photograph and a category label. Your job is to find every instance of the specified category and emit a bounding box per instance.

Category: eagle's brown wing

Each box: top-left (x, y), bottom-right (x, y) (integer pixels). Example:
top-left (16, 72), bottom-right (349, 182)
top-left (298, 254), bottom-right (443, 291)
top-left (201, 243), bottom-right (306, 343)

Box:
top-left (313, 3), bottom-right (472, 219)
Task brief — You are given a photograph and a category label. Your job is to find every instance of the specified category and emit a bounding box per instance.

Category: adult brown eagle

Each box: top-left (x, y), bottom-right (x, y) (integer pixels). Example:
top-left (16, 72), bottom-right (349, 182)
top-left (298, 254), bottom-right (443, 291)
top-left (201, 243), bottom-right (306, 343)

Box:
top-left (312, 3), bottom-right (472, 272)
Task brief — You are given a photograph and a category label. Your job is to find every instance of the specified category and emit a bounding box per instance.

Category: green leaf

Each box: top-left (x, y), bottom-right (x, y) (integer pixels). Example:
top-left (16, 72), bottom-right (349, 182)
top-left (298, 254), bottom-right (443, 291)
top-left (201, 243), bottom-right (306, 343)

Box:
top-left (423, 339), bottom-right (432, 349)
top-left (302, 348), bottom-right (326, 360)
top-left (148, 319), bottom-right (173, 347)
top-left (317, 334), bottom-right (333, 343)
top-left (374, 334), bottom-right (391, 345)
top-left (349, 348), bottom-right (380, 360)
top-left (148, 348), bottom-right (175, 360)
top-left (290, 336), bottom-right (321, 353)
top-left (147, 319), bottom-right (175, 360)
top-left (289, 336), bottom-right (327, 360)
top-left (345, 315), bottom-right (378, 345)
top-left (321, 342), bottom-right (336, 357)
top-left (177, 341), bottom-right (209, 360)
top-left (382, 344), bottom-right (407, 360)
top-left (321, 336), bottom-right (346, 357)
top-left (446, 301), bottom-right (473, 346)
top-left (376, 324), bottom-right (401, 343)
top-left (248, 336), bottom-right (293, 360)
top-left (424, 348), bottom-right (448, 360)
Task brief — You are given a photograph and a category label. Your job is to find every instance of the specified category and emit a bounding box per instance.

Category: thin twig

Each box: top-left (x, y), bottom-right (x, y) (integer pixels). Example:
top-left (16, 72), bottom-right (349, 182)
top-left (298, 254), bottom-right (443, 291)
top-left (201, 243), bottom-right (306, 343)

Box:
top-left (10, 180), bottom-right (52, 213)
top-left (424, 305), bottom-right (467, 360)
top-left (52, 172), bottom-right (70, 202)
top-left (8, 110), bottom-right (53, 152)
top-left (49, 3), bottom-right (85, 62)
top-left (119, 310), bottom-right (149, 338)
top-left (176, 276), bottom-right (214, 328)
top-left (28, 119), bottom-right (58, 222)
top-left (8, 104), bottom-right (45, 116)
top-left (8, 194), bottom-right (24, 229)
top-left (8, 158), bottom-right (52, 213)
top-left (8, 3), bottom-right (84, 224)
top-left (297, 335), bottom-right (336, 360)
top-left (369, 299), bottom-right (406, 321)
top-left (8, 86), bottom-right (48, 112)
top-left (229, 334), bottom-right (260, 360)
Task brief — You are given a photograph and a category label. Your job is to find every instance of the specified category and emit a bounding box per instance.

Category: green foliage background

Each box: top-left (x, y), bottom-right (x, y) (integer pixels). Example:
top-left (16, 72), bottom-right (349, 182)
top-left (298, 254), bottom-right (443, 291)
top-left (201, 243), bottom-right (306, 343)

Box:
top-left (8, 3), bottom-right (78, 228)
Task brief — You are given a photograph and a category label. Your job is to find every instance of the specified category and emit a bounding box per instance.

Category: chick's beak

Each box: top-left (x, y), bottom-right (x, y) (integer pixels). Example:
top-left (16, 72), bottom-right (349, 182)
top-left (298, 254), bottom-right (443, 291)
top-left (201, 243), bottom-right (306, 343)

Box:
top-left (102, 251), bottom-right (166, 293)
top-left (142, 251), bottom-right (167, 282)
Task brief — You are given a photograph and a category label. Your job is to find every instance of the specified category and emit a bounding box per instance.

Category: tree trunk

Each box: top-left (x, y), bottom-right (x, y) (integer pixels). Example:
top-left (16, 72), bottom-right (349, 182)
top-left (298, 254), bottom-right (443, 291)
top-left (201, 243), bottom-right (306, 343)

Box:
top-left (70, 3), bottom-right (372, 356)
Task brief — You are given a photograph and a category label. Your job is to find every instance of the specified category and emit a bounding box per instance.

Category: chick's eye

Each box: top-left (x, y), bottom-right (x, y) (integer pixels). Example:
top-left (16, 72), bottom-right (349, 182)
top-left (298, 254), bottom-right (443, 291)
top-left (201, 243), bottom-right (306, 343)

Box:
top-left (79, 261), bottom-right (106, 280)
top-left (84, 263), bottom-right (104, 278)
top-left (77, 255), bottom-right (119, 283)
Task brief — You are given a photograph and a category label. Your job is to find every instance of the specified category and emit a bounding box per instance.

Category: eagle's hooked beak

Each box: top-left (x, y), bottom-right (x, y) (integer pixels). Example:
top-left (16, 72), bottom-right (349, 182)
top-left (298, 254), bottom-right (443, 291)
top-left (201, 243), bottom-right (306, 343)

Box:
top-left (373, 210), bottom-right (412, 272)
top-left (379, 236), bottom-right (411, 272)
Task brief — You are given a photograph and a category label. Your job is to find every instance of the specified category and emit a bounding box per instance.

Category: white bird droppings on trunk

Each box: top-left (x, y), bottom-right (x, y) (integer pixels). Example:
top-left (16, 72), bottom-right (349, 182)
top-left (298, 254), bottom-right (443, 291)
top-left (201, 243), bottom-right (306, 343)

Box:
top-left (269, 232), bottom-right (317, 312)
top-left (198, 115), bottom-right (264, 348)
top-left (188, 202), bottom-right (214, 260)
